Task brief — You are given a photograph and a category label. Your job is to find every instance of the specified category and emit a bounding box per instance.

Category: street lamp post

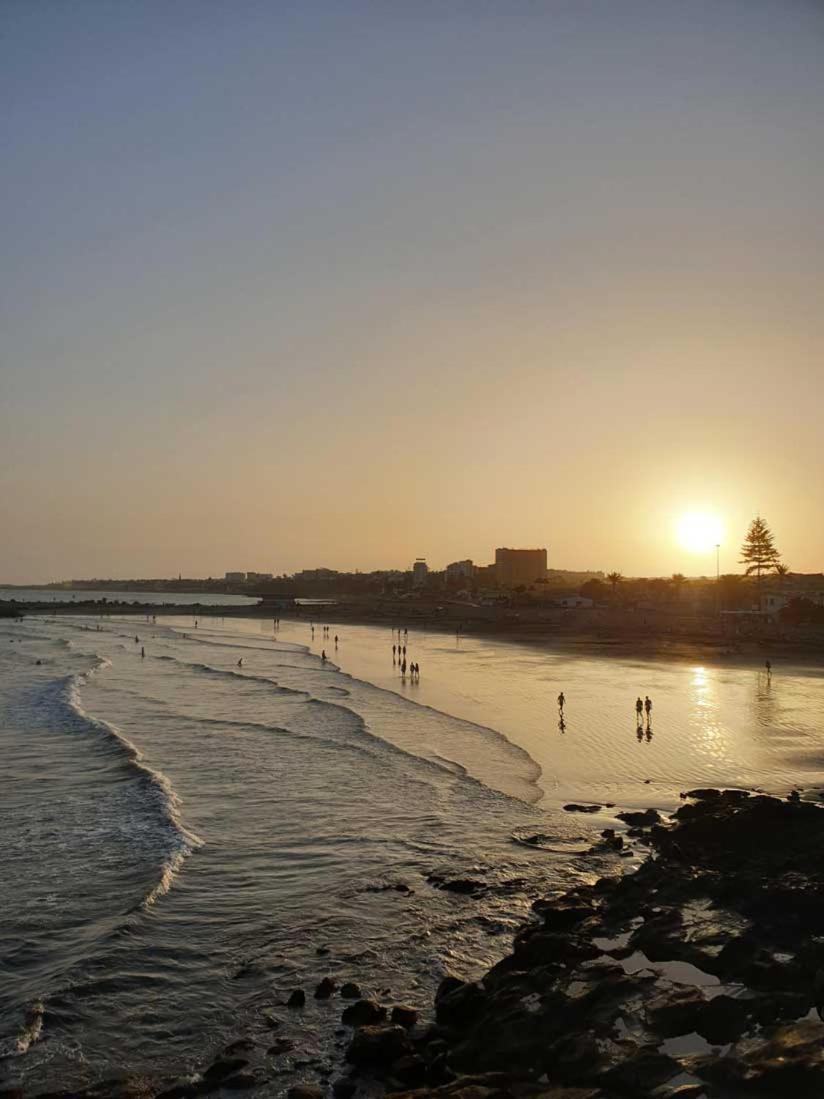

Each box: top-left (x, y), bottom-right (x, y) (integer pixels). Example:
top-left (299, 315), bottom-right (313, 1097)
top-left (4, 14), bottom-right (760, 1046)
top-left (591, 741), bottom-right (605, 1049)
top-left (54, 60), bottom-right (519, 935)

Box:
top-left (715, 543), bottom-right (721, 617)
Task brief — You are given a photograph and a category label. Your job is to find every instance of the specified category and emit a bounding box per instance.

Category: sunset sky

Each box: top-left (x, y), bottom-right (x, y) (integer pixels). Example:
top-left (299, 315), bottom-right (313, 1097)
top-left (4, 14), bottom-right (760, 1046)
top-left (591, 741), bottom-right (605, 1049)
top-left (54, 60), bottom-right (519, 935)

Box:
top-left (2, 1), bottom-right (823, 583)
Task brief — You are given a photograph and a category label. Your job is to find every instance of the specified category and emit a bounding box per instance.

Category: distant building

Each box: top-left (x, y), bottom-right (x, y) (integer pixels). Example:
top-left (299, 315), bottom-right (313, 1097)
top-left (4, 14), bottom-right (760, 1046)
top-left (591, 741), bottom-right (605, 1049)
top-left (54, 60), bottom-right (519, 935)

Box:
top-left (445, 559), bottom-right (474, 582)
top-left (412, 558), bottom-right (429, 586)
top-left (474, 564), bottom-right (498, 588)
top-left (758, 592), bottom-right (789, 616)
top-left (225, 571), bottom-right (246, 582)
top-left (558, 595), bottom-right (593, 609)
top-left (495, 547), bottom-right (548, 588)
top-left (246, 572), bottom-right (273, 582)
top-left (295, 568), bottom-right (339, 581)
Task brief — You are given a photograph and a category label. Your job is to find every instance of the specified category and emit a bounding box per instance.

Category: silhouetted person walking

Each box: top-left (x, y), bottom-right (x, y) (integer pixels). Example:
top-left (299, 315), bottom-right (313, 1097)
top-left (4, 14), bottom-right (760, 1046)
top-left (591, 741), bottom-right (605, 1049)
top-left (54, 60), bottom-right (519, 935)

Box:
top-left (765, 660), bottom-right (772, 676)
top-left (635, 697), bottom-right (643, 720)
top-left (644, 696), bottom-right (652, 719)
top-left (557, 692), bottom-right (565, 712)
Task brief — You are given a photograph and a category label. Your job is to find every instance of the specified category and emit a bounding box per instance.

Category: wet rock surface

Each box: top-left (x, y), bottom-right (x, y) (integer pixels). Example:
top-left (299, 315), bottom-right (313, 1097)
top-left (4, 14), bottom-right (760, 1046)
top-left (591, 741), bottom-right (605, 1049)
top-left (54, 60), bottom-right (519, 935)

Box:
top-left (347, 791), bottom-right (824, 1098)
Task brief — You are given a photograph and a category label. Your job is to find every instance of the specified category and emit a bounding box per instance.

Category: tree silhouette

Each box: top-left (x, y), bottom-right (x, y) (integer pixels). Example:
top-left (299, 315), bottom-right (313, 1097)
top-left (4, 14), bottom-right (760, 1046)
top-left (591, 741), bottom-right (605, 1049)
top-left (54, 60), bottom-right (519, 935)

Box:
top-left (740, 517), bottom-right (781, 585)
top-left (606, 571), bottom-right (623, 594)
top-left (670, 573), bottom-right (686, 600)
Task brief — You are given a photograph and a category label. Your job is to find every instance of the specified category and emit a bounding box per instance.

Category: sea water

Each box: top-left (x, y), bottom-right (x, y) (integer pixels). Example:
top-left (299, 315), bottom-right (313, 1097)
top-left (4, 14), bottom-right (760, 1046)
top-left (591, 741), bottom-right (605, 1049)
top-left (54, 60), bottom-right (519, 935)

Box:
top-left (1, 610), bottom-right (822, 1093)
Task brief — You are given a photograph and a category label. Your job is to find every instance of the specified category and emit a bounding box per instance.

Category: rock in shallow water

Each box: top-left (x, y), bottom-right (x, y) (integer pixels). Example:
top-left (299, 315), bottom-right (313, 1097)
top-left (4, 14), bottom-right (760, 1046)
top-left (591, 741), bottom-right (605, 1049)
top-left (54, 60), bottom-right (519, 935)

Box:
top-left (346, 1023), bottom-right (410, 1067)
top-left (341, 999), bottom-right (386, 1026)
top-left (315, 977), bottom-right (336, 999)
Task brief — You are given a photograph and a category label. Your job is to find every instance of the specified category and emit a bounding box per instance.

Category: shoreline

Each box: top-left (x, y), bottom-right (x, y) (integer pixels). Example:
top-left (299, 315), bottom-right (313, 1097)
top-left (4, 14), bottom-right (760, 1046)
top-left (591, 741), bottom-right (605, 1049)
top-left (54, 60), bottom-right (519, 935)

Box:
top-left (14, 598), bottom-right (824, 671)
top-left (6, 787), bottom-right (823, 1098)
top-left (4, 611), bottom-right (822, 1096)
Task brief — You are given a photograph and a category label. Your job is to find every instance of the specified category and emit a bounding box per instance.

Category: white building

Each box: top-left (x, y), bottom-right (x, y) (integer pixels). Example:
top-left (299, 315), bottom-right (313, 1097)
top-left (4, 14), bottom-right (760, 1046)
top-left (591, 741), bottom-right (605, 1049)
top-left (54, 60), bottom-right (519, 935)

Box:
top-left (225, 571), bottom-right (246, 582)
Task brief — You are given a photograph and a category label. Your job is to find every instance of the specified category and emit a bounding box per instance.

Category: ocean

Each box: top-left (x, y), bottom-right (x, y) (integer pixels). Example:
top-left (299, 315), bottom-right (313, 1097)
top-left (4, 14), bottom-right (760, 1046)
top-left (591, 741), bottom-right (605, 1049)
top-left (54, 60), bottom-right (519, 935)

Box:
top-left (1, 608), bottom-right (823, 1093)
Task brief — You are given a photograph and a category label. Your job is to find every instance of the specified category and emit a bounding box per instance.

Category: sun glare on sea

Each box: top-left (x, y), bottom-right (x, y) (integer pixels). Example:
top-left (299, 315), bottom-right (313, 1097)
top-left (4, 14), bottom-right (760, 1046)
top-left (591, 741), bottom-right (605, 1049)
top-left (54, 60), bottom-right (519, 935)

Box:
top-left (676, 512), bottom-right (724, 554)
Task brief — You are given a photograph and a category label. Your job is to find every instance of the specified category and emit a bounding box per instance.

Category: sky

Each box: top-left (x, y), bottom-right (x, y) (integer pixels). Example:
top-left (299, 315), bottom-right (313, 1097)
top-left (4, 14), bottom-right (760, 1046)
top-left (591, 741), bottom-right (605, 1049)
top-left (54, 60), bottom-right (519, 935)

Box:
top-left (2, 0), bottom-right (823, 582)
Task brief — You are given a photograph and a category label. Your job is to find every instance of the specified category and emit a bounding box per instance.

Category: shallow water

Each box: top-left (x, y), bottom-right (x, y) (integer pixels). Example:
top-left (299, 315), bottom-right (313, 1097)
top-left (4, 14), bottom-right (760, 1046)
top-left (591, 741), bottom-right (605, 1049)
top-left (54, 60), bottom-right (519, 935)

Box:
top-left (1, 611), bottom-right (822, 1093)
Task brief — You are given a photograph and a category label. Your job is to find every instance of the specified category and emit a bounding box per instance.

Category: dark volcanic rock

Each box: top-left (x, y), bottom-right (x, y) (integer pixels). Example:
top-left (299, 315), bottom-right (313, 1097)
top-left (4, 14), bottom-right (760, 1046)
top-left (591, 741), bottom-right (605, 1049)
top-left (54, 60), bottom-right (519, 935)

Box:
top-left (601, 1048), bottom-right (680, 1092)
top-left (434, 979), bottom-right (487, 1027)
top-left (341, 999), bottom-right (387, 1026)
top-left (427, 874), bottom-right (488, 895)
top-left (563, 803), bottom-right (602, 813)
top-left (315, 977), bottom-right (336, 999)
top-left (340, 982), bottom-right (362, 1000)
top-left (698, 1019), bottom-right (824, 1093)
top-left (342, 792), bottom-right (824, 1099)
top-left (287, 989), bottom-right (306, 1008)
top-left (645, 987), bottom-right (706, 1037)
top-left (346, 1024), bottom-right (410, 1067)
top-left (616, 809), bottom-right (661, 827)
top-left (390, 1004), bottom-right (419, 1028)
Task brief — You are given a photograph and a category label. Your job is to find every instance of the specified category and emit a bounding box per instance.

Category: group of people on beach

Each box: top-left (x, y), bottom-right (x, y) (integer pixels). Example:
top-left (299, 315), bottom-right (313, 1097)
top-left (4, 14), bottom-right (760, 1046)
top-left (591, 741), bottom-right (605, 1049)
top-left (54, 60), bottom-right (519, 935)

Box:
top-left (392, 627), bottom-right (420, 681)
top-left (554, 690), bottom-right (654, 737)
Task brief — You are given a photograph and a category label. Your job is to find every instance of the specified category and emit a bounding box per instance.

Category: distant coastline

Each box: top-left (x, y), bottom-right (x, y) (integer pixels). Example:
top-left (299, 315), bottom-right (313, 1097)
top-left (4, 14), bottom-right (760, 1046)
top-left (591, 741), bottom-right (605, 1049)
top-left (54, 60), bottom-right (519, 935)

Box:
top-left (8, 592), bottom-right (824, 668)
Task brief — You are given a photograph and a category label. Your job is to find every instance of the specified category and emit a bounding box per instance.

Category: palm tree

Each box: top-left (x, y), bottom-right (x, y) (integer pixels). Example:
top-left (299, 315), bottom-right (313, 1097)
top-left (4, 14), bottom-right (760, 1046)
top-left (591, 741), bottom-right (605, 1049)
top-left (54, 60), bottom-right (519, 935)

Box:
top-left (606, 571), bottom-right (623, 595)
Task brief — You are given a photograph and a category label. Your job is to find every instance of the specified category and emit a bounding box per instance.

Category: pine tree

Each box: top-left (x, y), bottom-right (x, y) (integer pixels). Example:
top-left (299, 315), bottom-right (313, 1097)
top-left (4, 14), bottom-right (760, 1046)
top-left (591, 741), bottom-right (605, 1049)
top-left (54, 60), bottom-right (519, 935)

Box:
top-left (740, 517), bottom-right (781, 583)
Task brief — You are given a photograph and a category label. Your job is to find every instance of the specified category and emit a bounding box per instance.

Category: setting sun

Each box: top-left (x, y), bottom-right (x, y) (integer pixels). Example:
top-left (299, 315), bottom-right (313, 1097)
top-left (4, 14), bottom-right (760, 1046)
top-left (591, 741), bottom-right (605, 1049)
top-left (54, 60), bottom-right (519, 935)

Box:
top-left (676, 512), bottom-right (724, 554)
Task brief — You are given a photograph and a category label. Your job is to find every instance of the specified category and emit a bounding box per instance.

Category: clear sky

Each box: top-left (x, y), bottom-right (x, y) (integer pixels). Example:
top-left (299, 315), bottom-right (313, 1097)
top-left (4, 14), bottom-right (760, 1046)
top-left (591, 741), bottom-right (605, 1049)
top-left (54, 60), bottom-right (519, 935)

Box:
top-left (2, 1), bottom-right (823, 582)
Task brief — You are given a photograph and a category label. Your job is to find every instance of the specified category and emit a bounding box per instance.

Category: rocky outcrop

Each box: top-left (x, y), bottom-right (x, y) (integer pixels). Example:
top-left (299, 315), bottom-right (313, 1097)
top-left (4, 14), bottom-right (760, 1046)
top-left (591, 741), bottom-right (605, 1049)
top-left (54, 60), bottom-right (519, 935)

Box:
top-left (345, 790), bottom-right (824, 1098)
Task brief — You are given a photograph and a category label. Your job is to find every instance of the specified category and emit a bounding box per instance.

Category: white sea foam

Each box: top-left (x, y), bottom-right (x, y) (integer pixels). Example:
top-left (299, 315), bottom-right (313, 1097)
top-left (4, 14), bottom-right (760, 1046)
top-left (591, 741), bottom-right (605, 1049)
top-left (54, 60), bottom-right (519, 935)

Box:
top-left (61, 658), bottom-right (202, 910)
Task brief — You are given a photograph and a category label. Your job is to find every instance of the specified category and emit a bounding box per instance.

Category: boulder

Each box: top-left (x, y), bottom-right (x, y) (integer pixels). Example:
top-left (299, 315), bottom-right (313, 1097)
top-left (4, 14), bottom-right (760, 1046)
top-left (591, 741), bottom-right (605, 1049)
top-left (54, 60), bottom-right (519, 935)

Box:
top-left (645, 987), bottom-right (706, 1038)
top-left (434, 980), bottom-right (487, 1027)
top-left (346, 1024), bottom-right (410, 1067)
top-left (390, 1005), bottom-right (419, 1028)
top-left (695, 993), bottom-right (751, 1044)
top-left (315, 977), bottom-right (336, 999)
top-left (340, 982), bottom-right (362, 1000)
top-left (616, 809), bottom-right (662, 827)
top-left (563, 804), bottom-right (602, 814)
top-left (341, 999), bottom-right (387, 1027)
top-left (287, 989), bottom-right (306, 1008)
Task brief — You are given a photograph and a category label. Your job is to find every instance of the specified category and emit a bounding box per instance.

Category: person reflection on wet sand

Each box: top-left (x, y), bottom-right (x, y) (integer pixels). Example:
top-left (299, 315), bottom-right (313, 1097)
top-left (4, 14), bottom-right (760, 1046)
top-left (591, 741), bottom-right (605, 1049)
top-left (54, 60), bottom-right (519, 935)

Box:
top-left (558, 715), bottom-right (566, 734)
top-left (637, 724), bottom-right (644, 742)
